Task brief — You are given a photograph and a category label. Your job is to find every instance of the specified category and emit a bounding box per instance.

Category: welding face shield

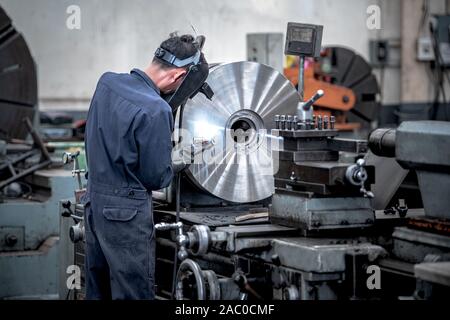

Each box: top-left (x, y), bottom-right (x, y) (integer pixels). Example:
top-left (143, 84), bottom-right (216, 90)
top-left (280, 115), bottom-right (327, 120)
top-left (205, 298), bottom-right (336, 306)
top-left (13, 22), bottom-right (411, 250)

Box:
top-left (157, 36), bottom-right (214, 111)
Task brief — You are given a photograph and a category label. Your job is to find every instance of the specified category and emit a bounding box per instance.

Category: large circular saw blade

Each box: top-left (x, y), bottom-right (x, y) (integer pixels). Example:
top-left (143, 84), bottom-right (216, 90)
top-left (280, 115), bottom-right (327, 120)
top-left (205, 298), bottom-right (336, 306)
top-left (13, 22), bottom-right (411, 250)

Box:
top-left (177, 61), bottom-right (299, 203)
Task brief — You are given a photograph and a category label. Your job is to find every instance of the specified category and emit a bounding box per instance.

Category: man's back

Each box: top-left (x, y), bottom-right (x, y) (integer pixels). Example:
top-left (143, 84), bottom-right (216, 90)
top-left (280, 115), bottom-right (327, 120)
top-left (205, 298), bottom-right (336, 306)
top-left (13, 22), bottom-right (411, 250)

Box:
top-left (85, 69), bottom-right (174, 192)
top-left (82, 69), bottom-right (174, 300)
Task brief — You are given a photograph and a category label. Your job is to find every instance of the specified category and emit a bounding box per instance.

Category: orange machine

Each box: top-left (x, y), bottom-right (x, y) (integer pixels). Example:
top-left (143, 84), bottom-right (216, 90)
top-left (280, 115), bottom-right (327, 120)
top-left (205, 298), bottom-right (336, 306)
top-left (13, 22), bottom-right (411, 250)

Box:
top-left (284, 47), bottom-right (380, 131)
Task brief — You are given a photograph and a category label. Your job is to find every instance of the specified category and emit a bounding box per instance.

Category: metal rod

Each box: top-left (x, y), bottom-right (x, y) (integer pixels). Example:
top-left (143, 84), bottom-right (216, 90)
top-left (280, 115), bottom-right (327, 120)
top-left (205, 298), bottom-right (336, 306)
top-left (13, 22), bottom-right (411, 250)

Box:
top-left (157, 237), bottom-right (234, 266)
top-left (0, 160), bottom-right (51, 190)
top-left (298, 56), bottom-right (305, 101)
top-left (302, 89), bottom-right (324, 111)
top-left (7, 163), bottom-right (15, 175)
top-left (74, 159), bottom-right (83, 190)
top-left (171, 172), bottom-right (181, 299)
top-left (24, 117), bottom-right (51, 161)
top-left (0, 150), bottom-right (36, 171)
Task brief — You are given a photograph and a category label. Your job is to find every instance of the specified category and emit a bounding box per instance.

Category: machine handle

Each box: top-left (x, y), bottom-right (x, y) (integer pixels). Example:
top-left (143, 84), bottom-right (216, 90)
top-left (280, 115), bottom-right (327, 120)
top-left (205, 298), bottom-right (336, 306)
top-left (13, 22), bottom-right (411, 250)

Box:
top-left (345, 158), bottom-right (374, 198)
top-left (155, 222), bottom-right (189, 260)
top-left (302, 89), bottom-right (324, 111)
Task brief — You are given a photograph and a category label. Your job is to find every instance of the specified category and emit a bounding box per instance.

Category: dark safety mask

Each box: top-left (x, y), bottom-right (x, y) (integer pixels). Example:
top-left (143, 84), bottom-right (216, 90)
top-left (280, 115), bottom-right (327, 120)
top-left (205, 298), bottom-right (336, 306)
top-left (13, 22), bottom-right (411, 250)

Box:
top-left (157, 36), bottom-right (214, 111)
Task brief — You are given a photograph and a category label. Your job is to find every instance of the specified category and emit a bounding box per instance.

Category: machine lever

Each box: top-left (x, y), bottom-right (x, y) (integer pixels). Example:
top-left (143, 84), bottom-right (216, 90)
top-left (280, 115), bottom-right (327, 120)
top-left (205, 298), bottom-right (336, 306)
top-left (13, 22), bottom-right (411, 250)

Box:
top-left (297, 90), bottom-right (325, 122)
top-left (302, 89), bottom-right (324, 111)
top-left (62, 151), bottom-right (85, 190)
top-left (155, 222), bottom-right (189, 261)
top-left (345, 158), bottom-right (374, 198)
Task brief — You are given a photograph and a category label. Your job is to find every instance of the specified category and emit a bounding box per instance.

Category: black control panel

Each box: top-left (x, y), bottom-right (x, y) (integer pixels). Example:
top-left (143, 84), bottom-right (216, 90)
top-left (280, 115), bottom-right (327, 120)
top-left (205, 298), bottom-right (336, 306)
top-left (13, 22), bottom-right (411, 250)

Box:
top-left (284, 22), bottom-right (323, 57)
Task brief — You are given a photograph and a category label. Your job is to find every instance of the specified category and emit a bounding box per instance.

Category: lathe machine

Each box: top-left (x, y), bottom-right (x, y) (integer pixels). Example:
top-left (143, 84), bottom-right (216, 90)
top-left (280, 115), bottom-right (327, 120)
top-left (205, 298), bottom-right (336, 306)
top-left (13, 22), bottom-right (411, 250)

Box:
top-left (59, 23), bottom-right (450, 300)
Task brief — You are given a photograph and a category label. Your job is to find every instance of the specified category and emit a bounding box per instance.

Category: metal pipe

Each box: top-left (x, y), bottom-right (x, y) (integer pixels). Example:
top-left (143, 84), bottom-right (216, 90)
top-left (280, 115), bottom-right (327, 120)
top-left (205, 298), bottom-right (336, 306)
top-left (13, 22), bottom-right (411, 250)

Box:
top-left (298, 56), bottom-right (305, 101)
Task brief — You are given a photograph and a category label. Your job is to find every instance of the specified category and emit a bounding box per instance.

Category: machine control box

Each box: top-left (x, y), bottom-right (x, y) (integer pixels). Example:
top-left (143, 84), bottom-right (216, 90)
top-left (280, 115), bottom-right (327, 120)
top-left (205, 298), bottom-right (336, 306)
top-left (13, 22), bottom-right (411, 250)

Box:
top-left (284, 22), bottom-right (323, 57)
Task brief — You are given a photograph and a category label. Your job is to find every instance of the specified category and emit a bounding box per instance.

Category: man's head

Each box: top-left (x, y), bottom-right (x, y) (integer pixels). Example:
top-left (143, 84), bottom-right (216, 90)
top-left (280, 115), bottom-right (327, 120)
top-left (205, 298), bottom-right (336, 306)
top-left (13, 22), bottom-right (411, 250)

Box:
top-left (147, 34), bottom-right (199, 94)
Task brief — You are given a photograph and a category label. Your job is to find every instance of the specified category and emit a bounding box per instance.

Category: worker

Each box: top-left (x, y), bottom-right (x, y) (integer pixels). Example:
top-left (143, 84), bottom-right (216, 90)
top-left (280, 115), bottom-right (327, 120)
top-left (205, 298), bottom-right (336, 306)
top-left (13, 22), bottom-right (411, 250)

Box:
top-left (81, 34), bottom-right (209, 299)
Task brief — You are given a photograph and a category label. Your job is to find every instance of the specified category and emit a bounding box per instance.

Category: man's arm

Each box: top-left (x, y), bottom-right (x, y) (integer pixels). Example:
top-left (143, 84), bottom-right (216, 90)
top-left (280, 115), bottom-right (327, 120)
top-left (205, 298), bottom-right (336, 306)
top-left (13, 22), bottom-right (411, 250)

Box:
top-left (134, 107), bottom-right (174, 191)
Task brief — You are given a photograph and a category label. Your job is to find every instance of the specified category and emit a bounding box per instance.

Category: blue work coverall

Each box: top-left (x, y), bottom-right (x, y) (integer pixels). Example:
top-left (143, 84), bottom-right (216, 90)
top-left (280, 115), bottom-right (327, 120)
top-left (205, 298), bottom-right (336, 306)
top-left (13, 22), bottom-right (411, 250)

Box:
top-left (82, 68), bottom-right (174, 299)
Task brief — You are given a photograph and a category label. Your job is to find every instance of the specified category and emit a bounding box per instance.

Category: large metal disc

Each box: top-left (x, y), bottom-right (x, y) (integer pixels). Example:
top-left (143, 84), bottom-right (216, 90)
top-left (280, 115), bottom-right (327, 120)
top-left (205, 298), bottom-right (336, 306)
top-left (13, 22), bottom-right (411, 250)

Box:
top-left (0, 5), bottom-right (37, 140)
top-left (177, 61), bottom-right (299, 203)
top-left (320, 46), bottom-right (380, 123)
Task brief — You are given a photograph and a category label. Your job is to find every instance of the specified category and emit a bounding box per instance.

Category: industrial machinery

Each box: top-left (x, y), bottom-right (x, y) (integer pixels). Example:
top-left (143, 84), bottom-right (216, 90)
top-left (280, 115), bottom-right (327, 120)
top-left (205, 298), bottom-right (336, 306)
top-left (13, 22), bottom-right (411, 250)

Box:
top-left (0, 6), bottom-right (37, 140)
top-left (59, 22), bottom-right (449, 301)
top-left (0, 5), bottom-right (76, 299)
top-left (368, 122), bottom-right (450, 298)
top-left (284, 46), bottom-right (380, 131)
top-left (60, 60), bottom-right (386, 300)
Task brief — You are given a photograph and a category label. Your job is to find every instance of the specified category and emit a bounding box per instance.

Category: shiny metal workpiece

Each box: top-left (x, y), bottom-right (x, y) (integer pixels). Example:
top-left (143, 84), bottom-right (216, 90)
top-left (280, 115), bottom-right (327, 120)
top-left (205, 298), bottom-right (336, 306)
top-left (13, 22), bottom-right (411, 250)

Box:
top-left (176, 61), bottom-right (299, 203)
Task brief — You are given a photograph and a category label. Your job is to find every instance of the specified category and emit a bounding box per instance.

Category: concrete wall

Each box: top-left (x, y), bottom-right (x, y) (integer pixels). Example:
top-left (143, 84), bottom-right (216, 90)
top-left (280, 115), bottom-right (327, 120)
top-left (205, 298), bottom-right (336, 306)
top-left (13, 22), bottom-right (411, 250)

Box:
top-left (0, 0), bottom-right (447, 111)
top-left (369, 0), bottom-right (401, 105)
top-left (401, 0), bottom-right (448, 104)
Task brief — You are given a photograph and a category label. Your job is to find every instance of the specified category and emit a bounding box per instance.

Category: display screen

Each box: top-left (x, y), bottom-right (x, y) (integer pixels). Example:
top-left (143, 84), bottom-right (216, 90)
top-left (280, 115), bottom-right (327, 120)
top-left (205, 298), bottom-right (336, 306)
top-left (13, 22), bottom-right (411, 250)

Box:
top-left (290, 27), bottom-right (313, 43)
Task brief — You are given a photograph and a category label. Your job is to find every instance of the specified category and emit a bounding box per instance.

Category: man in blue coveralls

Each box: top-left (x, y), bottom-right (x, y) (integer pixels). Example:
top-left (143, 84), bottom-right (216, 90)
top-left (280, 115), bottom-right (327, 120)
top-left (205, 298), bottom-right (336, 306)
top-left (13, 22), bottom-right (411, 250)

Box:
top-left (82, 34), bottom-right (209, 299)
